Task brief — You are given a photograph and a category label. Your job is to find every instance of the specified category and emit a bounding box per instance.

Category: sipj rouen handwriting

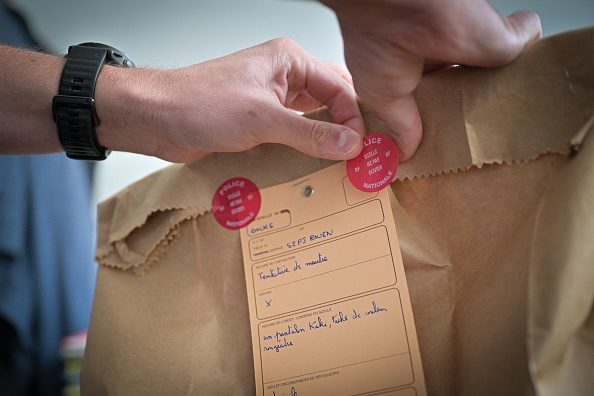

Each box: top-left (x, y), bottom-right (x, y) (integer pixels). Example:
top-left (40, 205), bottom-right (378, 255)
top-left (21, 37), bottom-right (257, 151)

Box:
top-left (286, 229), bottom-right (334, 249)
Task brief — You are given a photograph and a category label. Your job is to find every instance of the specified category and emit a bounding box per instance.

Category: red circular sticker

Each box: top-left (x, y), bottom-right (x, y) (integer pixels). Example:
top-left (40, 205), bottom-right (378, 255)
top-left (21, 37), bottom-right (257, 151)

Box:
top-left (212, 177), bottom-right (261, 230)
top-left (347, 134), bottom-right (399, 192)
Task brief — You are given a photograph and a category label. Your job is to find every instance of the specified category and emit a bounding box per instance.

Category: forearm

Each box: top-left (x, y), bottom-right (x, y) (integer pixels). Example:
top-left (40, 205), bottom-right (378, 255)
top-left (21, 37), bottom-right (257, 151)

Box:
top-left (0, 45), bottom-right (65, 154)
top-left (0, 39), bottom-right (364, 162)
top-left (0, 44), bottom-right (163, 158)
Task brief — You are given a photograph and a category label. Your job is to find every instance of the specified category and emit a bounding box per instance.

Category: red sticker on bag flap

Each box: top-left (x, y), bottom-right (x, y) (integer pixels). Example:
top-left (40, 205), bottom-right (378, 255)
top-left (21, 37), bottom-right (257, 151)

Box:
top-left (347, 134), bottom-right (399, 192)
top-left (212, 177), bottom-right (261, 230)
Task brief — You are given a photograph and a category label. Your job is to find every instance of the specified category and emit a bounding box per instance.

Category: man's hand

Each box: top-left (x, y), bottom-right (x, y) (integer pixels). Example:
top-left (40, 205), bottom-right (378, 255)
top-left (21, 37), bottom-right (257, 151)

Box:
top-left (320, 0), bottom-right (542, 160)
top-left (95, 38), bottom-right (366, 162)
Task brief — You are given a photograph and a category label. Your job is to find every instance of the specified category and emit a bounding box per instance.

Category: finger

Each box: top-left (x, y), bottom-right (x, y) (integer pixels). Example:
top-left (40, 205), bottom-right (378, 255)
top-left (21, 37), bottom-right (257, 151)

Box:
top-left (285, 62), bottom-right (356, 112)
top-left (301, 60), bottom-right (366, 136)
top-left (504, 11), bottom-right (542, 51)
top-left (264, 39), bottom-right (365, 137)
top-left (256, 106), bottom-right (363, 160)
top-left (492, 10), bottom-right (542, 64)
top-left (340, 37), bottom-right (424, 160)
top-left (320, 60), bottom-right (355, 86)
top-left (423, 62), bottom-right (456, 73)
top-left (480, 11), bottom-right (541, 66)
top-left (371, 94), bottom-right (423, 162)
top-left (452, 7), bottom-right (542, 67)
top-left (285, 91), bottom-right (325, 113)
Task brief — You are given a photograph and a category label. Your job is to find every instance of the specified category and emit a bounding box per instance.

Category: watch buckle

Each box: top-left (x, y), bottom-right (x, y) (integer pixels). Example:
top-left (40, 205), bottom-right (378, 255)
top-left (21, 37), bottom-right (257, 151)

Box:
top-left (52, 95), bottom-right (100, 126)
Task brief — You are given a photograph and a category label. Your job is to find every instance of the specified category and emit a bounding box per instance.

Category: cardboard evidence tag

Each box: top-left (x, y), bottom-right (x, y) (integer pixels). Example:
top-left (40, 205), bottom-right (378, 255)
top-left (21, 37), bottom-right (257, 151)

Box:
top-left (239, 162), bottom-right (426, 396)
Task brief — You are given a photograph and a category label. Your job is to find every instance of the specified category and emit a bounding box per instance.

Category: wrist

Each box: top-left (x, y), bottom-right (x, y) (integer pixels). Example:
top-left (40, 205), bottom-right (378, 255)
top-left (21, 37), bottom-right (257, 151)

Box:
top-left (94, 66), bottom-right (166, 157)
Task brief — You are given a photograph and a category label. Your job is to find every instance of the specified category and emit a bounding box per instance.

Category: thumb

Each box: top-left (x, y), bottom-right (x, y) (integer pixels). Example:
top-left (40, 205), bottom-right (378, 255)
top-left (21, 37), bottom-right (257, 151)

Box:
top-left (506, 10), bottom-right (542, 47)
top-left (257, 108), bottom-right (363, 160)
top-left (371, 94), bottom-right (423, 162)
top-left (465, 9), bottom-right (542, 67)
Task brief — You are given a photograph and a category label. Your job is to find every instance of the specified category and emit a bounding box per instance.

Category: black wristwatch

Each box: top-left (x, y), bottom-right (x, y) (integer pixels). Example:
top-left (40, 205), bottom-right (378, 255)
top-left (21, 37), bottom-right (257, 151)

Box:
top-left (52, 43), bottom-right (135, 160)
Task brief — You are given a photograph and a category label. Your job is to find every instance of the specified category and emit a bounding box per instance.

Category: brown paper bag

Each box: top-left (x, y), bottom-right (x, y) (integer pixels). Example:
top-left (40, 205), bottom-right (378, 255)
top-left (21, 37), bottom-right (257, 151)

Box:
top-left (80, 27), bottom-right (594, 395)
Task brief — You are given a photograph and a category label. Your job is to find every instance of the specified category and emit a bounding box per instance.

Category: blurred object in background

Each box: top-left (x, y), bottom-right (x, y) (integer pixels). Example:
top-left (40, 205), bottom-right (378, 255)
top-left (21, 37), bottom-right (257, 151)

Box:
top-left (58, 331), bottom-right (86, 396)
top-left (0, 2), bottom-right (97, 395)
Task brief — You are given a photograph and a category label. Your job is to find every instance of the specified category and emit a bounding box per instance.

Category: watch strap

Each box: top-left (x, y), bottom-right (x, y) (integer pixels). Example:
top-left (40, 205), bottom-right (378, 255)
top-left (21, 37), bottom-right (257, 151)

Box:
top-left (52, 95), bottom-right (103, 160)
top-left (58, 45), bottom-right (107, 97)
top-left (52, 44), bottom-right (133, 160)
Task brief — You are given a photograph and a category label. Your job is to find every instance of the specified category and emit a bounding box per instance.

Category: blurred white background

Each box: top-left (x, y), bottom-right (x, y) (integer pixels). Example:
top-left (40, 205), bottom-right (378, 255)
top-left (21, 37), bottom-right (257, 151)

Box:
top-left (9, 0), bottom-right (594, 203)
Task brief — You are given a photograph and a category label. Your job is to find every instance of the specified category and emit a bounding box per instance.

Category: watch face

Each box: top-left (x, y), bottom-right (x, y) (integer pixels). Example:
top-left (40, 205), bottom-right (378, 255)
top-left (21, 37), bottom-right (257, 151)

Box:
top-left (74, 42), bottom-right (135, 68)
top-left (77, 42), bottom-right (118, 50)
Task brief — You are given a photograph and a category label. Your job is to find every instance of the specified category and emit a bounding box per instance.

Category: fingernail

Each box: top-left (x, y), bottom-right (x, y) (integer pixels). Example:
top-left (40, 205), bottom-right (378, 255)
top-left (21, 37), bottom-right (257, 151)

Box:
top-left (511, 11), bottom-right (542, 42)
top-left (525, 15), bottom-right (542, 41)
top-left (338, 129), bottom-right (361, 154)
